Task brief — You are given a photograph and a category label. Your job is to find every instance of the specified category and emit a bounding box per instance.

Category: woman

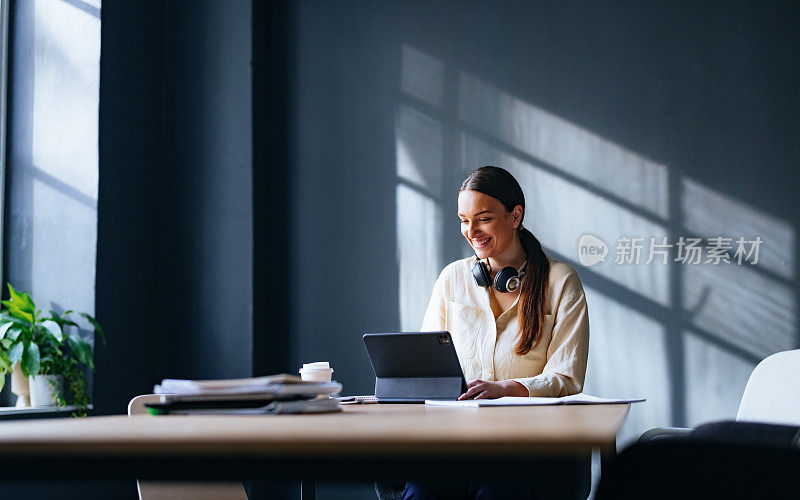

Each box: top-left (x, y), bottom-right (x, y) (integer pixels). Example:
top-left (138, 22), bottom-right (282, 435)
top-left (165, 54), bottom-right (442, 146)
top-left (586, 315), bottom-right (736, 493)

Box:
top-left (403, 167), bottom-right (590, 500)
top-left (421, 166), bottom-right (589, 400)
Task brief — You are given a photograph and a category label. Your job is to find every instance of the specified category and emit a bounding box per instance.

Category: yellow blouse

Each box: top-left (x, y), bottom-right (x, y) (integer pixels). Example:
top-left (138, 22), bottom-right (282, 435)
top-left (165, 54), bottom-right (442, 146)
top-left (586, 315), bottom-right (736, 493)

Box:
top-left (421, 256), bottom-right (589, 397)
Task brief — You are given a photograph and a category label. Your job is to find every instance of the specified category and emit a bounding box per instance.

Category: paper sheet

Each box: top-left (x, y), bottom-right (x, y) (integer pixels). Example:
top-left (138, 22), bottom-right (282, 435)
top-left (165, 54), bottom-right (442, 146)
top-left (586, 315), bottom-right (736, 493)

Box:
top-left (425, 393), bottom-right (645, 407)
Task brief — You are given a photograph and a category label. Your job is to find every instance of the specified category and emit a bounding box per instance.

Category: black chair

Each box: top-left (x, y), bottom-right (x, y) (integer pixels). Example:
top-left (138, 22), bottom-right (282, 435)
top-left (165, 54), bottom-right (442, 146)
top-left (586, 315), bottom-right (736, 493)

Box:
top-left (596, 421), bottom-right (800, 500)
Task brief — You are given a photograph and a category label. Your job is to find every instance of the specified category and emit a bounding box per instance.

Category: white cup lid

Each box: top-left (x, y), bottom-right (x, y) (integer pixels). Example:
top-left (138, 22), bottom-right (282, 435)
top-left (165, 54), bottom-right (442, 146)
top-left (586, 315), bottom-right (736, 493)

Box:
top-left (302, 361), bottom-right (330, 370)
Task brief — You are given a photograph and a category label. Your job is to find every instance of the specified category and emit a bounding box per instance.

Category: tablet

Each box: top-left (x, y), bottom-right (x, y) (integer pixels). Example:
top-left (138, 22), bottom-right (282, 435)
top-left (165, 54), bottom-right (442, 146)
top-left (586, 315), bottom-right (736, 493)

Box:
top-left (363, 332), bottom-right (467, 403)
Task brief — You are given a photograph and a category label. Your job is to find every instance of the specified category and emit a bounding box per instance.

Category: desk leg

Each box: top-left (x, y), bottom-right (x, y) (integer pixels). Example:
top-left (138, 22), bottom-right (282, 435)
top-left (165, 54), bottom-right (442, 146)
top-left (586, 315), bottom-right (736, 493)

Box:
top-left (600, 440), bottom-right (617, 477)
top-left (301, 480), bottom-right (315, 500)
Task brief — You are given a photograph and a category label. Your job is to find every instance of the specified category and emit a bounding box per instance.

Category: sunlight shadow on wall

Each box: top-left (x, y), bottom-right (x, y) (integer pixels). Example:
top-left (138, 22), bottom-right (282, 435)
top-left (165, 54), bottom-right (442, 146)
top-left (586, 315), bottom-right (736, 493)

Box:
top-left (679, 177), bottom-right (795, 425)
top-left (396, 48), bottom-right (445, 330)
top-left (396, 184), bottom-right (442, 331)
top-left (462, 133), bottom-right (671, 307)
top-left (397, 105), bottom-right (444, 193)
top-left (682, 177), bottom-right (794, 281)
top-left (683, 261), bottom-right (794, 357)
top-left (401, 45), bottom-right (444, 108)
top-left (459, 72), bottom-right (669, 220)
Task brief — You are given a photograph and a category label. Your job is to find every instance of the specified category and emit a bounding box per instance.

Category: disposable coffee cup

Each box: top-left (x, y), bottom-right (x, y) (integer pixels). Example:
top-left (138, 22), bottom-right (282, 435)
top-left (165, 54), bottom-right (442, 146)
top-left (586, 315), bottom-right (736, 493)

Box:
top-left (300, 361), bottom-right (333, 382)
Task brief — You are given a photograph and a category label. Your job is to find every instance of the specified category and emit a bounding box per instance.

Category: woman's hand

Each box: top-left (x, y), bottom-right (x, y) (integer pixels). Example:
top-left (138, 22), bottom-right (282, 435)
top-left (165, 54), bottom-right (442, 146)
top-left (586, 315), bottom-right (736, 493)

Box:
top-left (458, 379), bottom-right (529, 400)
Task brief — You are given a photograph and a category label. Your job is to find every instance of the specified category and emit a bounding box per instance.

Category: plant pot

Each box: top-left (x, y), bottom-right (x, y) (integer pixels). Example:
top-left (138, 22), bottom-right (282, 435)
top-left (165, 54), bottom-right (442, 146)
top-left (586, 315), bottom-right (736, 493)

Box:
top-left (11, 364), bottom-right (30, 408)
top-left (29, 375), bottom-right (65, 407)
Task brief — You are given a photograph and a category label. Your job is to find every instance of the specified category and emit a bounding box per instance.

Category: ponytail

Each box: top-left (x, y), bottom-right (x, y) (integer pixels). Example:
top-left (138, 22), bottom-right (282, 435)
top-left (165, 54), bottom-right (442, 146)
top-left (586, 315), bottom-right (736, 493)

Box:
top-left (515, 226), bottom-right (550, 355)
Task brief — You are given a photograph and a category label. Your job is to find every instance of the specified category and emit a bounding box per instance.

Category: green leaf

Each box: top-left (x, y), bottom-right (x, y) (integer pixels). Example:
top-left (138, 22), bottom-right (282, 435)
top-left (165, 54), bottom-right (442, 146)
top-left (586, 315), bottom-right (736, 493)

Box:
top-left (8, 341), bottom-right (24, 365)
top-left (1, 300), bottom-right (33, 322)
top-left (22, 342), bottom-right (40, 376)
top-left (78, 313), bottom-right (105, 344)
top-left (68, 337), bottom-right (94, 370)
top-left (7, 284), bottom-right (35, 313)
top-left (40, 320), bottom-right (63, 342)
top-left (0, 350), bottom-right (11, 371)
top-left (0, 322), bottom-right (14, 340)
top-left (0, 313), bottom-right (26, 326)
top-left (6, 327), bottom-right (22, 342)
top-left (48, 311), bottom-right (78, 328)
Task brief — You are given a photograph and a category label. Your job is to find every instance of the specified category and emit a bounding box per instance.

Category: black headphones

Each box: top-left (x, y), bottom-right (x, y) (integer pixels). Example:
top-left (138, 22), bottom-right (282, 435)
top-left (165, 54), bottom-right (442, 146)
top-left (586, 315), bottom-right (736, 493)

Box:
top-left (471, 256), bottom-right (527, 293)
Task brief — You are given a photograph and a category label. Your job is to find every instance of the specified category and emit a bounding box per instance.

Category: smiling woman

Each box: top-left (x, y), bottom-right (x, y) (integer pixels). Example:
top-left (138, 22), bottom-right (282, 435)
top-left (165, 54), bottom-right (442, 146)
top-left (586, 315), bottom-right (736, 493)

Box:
top-left (407, 166), bottom-right (591, 499)
top-left (423, 166), bottom-right (590, 400)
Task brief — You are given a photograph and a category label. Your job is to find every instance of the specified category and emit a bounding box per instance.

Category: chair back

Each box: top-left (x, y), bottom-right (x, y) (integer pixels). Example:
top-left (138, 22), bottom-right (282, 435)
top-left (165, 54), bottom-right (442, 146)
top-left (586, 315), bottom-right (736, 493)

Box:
top-left (128, 394), bottom-right (161, 417)
top-left (737, 349), bottom-right (800, 425)
top-left (127, 394), bottom-right (248, 500)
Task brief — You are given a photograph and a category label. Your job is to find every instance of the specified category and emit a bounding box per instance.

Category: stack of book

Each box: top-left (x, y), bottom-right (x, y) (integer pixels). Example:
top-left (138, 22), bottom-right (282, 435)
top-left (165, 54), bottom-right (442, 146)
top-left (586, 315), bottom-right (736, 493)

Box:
top-left (148, 374), bottom-right (342, 415)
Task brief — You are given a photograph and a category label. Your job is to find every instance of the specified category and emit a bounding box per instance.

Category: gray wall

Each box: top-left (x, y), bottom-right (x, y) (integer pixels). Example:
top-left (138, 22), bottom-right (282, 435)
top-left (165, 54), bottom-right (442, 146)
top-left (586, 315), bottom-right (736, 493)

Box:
top-left (289, 1), bottom-right (402, 395)
top-left (289, 0), bottom-right (800, 447)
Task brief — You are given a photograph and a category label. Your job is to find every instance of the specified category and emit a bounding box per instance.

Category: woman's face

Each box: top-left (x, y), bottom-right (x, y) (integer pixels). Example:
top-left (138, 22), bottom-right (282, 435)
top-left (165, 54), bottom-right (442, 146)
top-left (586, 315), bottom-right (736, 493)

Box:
top-left (457, 190), bottom-right (523, 260)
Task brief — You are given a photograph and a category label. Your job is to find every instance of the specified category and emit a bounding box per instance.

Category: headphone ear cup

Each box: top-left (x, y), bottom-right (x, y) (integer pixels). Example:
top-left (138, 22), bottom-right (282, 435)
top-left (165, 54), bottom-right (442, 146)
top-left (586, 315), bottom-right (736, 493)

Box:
top-left (472, 260), bottom-right (492, 288)
top-left (493, 266), bottom-right (519, 293)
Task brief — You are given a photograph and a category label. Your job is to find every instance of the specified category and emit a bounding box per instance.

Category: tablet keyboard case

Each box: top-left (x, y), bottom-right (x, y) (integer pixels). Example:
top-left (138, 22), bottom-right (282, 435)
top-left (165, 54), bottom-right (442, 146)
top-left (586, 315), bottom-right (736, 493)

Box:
top-left (363, 332), bottom-right (468, 400)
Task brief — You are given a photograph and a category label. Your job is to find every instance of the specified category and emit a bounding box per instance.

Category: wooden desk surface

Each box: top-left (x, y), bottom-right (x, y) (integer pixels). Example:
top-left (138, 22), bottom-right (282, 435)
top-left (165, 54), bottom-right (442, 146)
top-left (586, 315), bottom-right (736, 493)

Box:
top-left (0, 403), bottom-right (629, 458)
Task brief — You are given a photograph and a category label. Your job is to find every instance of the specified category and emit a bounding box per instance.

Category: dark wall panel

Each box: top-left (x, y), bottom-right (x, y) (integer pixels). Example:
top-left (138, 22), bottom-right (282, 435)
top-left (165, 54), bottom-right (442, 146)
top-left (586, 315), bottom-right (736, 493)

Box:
top-left (158, 0), bottom-right (253, 380)
top-left (253, 0), bottom-right (290, 377)
top-left (97, 0), bottom-right (253, 414)
top-left (96, 0), bottom-right (163, 416)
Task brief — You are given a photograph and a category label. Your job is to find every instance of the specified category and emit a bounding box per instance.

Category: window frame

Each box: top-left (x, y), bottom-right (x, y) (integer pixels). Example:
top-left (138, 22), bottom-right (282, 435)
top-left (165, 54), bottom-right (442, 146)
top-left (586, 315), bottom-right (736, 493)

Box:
top-left (0, 0), bottom-right (9, 289)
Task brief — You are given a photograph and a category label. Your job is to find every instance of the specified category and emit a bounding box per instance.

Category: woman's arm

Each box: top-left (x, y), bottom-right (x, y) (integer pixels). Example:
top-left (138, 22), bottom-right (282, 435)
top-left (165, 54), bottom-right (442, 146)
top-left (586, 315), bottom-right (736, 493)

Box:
top-left (458, 379), bottom-right (528, 399)
top-left (510, 291), bottom-right (590, 397)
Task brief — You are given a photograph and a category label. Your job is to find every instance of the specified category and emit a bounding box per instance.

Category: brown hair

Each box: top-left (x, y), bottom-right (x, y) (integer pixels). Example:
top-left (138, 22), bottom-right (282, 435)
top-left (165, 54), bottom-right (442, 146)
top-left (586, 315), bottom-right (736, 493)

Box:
top-left (459, 166), bottom-right (550, 355)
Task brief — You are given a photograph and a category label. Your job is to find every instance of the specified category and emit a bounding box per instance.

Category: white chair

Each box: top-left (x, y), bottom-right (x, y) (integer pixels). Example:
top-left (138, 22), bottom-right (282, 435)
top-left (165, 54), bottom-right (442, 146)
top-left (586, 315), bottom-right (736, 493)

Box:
top-left (128, 394), bottom-right (248, 500)
top-left (640, 349), bottom-right (800, 441)
top-left (735, 349), bottom-right (800, 425)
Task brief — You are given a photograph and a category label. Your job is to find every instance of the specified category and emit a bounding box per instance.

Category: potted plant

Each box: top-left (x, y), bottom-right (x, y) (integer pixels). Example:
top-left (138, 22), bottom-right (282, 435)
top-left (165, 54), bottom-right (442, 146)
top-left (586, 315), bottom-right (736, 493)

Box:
top-left (0, 284), bottom-right (104, 415)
